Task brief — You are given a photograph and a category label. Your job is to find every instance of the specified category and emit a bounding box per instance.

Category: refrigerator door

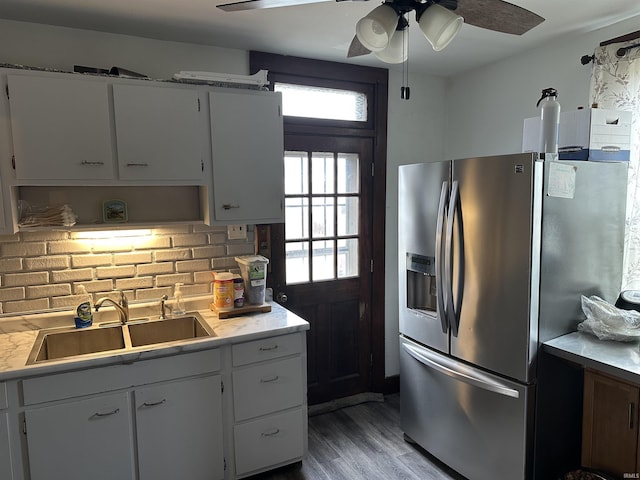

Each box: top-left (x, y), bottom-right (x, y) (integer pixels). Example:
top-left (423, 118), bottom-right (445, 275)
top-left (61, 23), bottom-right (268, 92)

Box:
top-left (399, 162), bottom-right (450, 353)
top-left (450, 153), bottom-right (540, 382)
top-left (400, 336), bottom-right (533, 480)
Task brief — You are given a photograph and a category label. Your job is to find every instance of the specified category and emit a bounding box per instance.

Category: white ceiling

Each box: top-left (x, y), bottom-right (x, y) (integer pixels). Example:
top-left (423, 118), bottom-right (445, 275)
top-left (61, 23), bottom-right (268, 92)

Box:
top-left (0, 0), bottom-right (638, 76)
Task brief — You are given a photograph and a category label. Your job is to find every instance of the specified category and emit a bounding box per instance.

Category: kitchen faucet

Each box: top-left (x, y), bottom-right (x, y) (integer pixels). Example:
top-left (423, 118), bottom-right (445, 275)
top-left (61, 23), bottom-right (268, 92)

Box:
top-left (95, 290), bottom-right (129, 324)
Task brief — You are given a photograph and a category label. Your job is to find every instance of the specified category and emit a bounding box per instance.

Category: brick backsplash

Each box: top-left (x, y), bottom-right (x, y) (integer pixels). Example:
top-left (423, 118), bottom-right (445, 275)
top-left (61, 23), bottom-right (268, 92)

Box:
top-left (0, 225), bottom-right (256, 315)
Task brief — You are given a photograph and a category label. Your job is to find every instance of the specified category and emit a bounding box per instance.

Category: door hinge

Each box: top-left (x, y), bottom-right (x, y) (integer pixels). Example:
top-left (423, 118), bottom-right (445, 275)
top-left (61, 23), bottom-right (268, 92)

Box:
top-left (5, 84), bottom-right (8, 99)
top-left (22, 419), bottom-right (27, 435)
top-left (11, 154), bottom-right (15, 170)
top-left (224, 457), bottom-right (227, 471)
top-left (221, 379), bottom-right (224, 394)
top-left (197, 98), bottom-right (201, 112)
top-left (201, 159), bottom-right (204, 172)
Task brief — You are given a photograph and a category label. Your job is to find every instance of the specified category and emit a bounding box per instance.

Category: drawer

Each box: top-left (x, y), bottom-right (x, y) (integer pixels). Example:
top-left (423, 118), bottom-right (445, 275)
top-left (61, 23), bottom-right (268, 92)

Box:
top-left (22, 348), bottom-right (221, 405)
top-left (233, 357), bottom-right (303, 421)
top-left (0, 383), bottom-right (6, 409)
top-left (232, 333), bottom-right (302, 367)
top-left (234, 408), bottom-right (305, 476)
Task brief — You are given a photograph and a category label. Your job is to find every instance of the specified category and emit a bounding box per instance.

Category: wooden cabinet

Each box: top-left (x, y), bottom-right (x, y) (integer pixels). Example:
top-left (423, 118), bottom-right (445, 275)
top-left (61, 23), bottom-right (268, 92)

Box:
top-left (0, 382), bottom-right (14, 480)
top-left (135, 375), bottom-right (224, 480)
top-left (582, 369), bottom-right (640, 477)
top-left (25, 392), bottom-right (135, 480)
top-left (113, 84), bottom-right (204, 182)
top-left (7, 74), bottom-right (115, 181)
top-left (231, 333), bottom-right (307, 477)
top-left (209, 89), bottom-right (284, 224)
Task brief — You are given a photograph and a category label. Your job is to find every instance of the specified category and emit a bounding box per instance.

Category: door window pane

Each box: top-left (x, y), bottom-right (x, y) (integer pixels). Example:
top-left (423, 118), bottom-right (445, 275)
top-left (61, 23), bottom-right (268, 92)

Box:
top-left (284, 151), bottom-right (308, 195)
top-left (286, 242), bottom-right (310, 284)
top-left (274, 83), bottom-right (367, 122)
top-left (338, 239), bottom-right (358, 278)
top-left (312, 153), bottom-right (334, 194)
top-left (285, 197), bottom-right (308, 240)
top-left (337, 154), bottom-right (359, 194)
top-left (312, 197), bottom-right (335, 238)
top-left (337, 197), bottom-right (358, 236)
top-left (312, 240), bottom-right (335, 281)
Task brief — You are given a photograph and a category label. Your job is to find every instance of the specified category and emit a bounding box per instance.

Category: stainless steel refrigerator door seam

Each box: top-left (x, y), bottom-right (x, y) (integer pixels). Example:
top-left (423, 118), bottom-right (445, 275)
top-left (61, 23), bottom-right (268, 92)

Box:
top-left (402, 342), bottom-right (520, 398)
top-left (435, 181), bottom-right (449, 334)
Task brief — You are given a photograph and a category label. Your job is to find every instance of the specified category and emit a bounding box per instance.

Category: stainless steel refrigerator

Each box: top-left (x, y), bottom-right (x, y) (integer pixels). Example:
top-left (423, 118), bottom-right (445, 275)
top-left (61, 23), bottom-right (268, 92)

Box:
top-left (398, 153), bottom-right (627, 480)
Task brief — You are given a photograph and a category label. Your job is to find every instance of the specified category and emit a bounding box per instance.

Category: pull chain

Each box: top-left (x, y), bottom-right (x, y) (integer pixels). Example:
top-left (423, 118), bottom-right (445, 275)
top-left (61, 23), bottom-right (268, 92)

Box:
top-left (400, 23), bottom-right (410, 100)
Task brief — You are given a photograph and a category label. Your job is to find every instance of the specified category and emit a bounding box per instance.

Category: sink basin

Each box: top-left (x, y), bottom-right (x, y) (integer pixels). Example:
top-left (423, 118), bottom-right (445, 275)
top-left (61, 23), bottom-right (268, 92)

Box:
top-left (28, 325), bottom-right (126, 364)
top-left (127, 313), bottom-right (216, 347)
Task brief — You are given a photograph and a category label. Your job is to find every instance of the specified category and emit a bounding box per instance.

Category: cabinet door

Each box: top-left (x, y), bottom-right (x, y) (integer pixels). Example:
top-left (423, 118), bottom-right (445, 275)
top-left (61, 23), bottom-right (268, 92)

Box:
top-left (135, 375), bottom-right (224, 480)
top-left (25, 392), bottom-right (134, 480)
top-left (0, 413), bottom-right (13, 480)
top-left (209, 90), bottom-right (284, 223)
top-left (113, 84), bottom-right (203, 181)
top-left (8, 74), bottom-right (114, 180)
top-left (582, 369), bottom-right (639, 476)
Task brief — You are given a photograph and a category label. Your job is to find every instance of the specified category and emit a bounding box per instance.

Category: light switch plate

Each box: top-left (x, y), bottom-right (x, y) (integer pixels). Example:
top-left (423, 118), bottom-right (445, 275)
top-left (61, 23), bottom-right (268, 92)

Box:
top-left (228, 224), bottom-right (247, 240)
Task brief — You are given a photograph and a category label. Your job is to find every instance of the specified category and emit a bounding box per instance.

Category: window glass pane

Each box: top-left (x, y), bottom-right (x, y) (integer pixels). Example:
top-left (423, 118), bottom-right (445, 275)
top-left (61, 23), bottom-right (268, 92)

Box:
top-left (284, 151), bottom-right (308, 195)
top-left (311, 153), bottom-right (334, 194)
top-left (274, 83), bottom-right (367, 122)
top-left (337, 197), bottom-right (358, 236)
top-left (312, 240), bottom-right (334, 281)
top-left (286, 242), bottom-right (309, 284)
top-left (338, 239), bottom-right (358, 278)
top-left (285, 197), bottom-right (308, 240)
top-left (337, 154), bottom-right (359, 194)
top-left (312, 197), bottom-right (335, 238)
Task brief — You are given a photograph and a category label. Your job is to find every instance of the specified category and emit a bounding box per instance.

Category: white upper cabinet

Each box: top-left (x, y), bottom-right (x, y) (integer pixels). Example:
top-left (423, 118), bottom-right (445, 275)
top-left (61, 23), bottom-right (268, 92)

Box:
top-left (209, 89), bottom-right (284, 223)
top-left (113, 84), bottom-right (204, 182)
top-left (7, 74), bottom-right (115, 180)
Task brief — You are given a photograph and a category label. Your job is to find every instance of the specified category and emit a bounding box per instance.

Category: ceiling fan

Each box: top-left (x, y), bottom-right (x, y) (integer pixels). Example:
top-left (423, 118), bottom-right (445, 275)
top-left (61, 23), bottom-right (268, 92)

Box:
top-left (217, 0), bottom-right (545, 64)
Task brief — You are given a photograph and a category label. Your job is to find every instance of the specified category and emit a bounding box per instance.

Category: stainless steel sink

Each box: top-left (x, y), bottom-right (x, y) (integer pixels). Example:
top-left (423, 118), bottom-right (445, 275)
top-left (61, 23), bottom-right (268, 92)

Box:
top-left (128, 314), bottom-right (216, 347)
top-left (28, 325), bottom-right (126, 364)
top-left (27, 312), bottom-right (216, 365)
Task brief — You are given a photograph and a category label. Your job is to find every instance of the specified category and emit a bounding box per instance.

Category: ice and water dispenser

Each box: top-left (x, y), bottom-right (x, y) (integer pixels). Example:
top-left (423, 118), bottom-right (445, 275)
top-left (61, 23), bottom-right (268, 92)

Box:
top-left (406, 252), bottom-right (437, 312)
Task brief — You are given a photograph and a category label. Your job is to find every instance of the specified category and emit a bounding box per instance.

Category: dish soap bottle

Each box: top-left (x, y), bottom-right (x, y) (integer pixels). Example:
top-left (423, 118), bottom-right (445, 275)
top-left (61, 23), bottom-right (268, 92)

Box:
top-left (75, 284), bottom-right (93, 328)
top-left (172, 283), bottom-right (186, 316)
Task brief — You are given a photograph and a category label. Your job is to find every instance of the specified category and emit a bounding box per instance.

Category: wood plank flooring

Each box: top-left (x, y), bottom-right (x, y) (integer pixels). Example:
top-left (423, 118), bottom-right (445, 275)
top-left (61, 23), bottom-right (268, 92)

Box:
top-left (248, 394), bottom-right (466, 480)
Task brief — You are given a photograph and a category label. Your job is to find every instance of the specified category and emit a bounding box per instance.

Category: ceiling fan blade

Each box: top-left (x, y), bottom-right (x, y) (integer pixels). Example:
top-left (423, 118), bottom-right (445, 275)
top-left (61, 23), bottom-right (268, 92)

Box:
top-left (455, 0), bottom-right (544, 35)
top-left (217, 0), bottom-right (329, 12)
top-left (347, 35), bottom-right (371, 58)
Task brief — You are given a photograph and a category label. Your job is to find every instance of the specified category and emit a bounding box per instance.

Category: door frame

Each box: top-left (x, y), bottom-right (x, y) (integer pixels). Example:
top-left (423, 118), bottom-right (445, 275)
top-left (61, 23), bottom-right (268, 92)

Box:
top-left (250, 51), bottom-right (388, 394)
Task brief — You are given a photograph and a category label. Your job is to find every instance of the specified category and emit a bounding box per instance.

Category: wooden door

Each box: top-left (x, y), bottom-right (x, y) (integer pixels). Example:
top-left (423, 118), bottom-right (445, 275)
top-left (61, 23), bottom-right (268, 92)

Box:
top-left (582, 369), bottom-right (639, 476)
top-left (270, 134), bottom-right (373, 405)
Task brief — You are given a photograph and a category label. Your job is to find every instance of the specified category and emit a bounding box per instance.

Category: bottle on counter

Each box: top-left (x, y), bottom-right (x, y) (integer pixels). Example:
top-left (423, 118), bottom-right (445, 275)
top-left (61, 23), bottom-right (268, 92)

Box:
top-left (172, 283), bottom-right (186, 316)
top-left (75, 284), bottom-right (93, 328)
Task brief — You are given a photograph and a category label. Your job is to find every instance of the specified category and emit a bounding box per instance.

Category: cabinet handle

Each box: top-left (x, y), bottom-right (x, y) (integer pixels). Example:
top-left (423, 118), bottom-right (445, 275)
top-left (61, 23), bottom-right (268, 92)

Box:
top-left (630, 402), bottom-right (635, 430)
top-left (260, 375), bottom-right (279, 383)
top-left (259, 344), bottom-right (279, 352)
top-left (222, 204), bottom-right (240, 210)
top-left (142, 399), bottom-right (167, 407)
top-left (261, 428), bottom-right (280, 437)
top-left (126, 162), bottom-right (149, 167)
top-left (81, 160), bottom-right (105, 166)
top-left (93, 408), bottom-right (120, 418)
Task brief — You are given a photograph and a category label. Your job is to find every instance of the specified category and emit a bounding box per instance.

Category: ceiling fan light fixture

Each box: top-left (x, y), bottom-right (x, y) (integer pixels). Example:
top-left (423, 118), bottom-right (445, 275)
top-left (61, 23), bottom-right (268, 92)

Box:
top-left (374, 28), bottom-right (408, 64)
top-left (355, 3), bottom-right (399, 52)
top-left (418, 3), bottom-right (463, 52)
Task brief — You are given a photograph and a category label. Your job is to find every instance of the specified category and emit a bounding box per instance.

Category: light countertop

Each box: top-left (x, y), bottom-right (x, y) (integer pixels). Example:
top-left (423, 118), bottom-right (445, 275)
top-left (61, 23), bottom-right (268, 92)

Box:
top-left (543, 331), bottom-right (640, 384)
top-left (0, 297), bottom-right (309, 382)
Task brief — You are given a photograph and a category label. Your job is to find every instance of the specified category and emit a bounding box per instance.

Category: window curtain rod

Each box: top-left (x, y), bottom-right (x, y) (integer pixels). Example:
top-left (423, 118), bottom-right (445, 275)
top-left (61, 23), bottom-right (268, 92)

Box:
top-left (581, 30), bottom-right (640, 65)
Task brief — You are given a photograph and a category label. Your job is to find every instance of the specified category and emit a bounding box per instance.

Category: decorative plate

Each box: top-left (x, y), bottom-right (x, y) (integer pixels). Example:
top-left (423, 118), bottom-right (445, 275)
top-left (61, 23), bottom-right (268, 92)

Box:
top-left (103, 199), bottom-right (128, 223)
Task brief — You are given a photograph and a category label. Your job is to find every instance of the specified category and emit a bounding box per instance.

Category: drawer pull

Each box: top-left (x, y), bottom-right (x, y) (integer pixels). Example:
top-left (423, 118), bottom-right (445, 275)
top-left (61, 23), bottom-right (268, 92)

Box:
top-left (259, 344), bottom-right (279, 352)
top-left (223, 204), bottom-right (240, 210)
top-left (93, 408), bottom-right (120, 418)
top-left (126, 162), bottom-right (149, 167)
top-left (81, 160), bottom-right (105, 166)
top-left (142, 399), bottom-right (167, 407)
top-left (261, 428), bottom-right (280, 437)
top-left (260, 375), bottom-right (279, 383)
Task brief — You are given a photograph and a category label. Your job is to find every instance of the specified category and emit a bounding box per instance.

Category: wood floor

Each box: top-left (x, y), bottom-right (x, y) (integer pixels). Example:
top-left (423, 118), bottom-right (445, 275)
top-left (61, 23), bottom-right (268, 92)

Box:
top-left (248, 394), bottom-right (466, 480)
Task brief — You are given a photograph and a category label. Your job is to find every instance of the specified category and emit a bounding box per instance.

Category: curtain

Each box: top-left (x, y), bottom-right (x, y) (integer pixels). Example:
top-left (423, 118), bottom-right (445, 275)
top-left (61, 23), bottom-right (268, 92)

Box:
top-left (589, 40), bottom-right (640, 289)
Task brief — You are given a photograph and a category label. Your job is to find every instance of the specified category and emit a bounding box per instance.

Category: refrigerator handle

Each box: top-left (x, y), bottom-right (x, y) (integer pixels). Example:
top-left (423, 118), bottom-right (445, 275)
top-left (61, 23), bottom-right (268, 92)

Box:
top-left (402, 342), bottom-right (520, 399)
top-left (446, 181), bottom-right (465, 337)
top-left (435, 181), bottom-right (449, 334)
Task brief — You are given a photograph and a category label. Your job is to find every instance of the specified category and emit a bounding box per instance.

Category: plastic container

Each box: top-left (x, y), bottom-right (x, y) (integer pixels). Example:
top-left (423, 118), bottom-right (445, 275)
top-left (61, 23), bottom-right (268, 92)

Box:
top-left (212, 272), bottom-right (234, 311)
top-left (235, 255), bottom-right (269, 305)
top-left (172, 283), bottom-right (186, 316)
top-left (536, 87), bottom-right (561, 154)
top-left (233, 274), bottom-right (245, 308)
top-left (75, 284), bottom-right (93, 328)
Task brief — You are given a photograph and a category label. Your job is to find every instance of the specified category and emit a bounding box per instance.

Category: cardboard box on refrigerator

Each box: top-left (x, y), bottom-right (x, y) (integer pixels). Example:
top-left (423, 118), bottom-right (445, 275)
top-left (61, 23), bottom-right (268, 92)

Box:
top-left (522, 108), bottom-right (632, 161)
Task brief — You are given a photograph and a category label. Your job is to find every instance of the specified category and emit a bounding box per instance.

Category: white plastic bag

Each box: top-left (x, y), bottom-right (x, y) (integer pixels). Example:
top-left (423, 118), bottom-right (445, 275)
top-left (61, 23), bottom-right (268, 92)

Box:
top-left (577, 295), bottom-right (640, 342)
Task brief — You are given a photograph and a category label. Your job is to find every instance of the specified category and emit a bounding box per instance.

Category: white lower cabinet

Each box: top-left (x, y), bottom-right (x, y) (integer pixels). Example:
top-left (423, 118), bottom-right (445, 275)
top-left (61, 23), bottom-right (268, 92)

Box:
top-left (25, 392), bottom-right (135, 480)
top-left (1, 412), bottom-right (12, 480)
top-left (135, 375), bottom-right (224, 480)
